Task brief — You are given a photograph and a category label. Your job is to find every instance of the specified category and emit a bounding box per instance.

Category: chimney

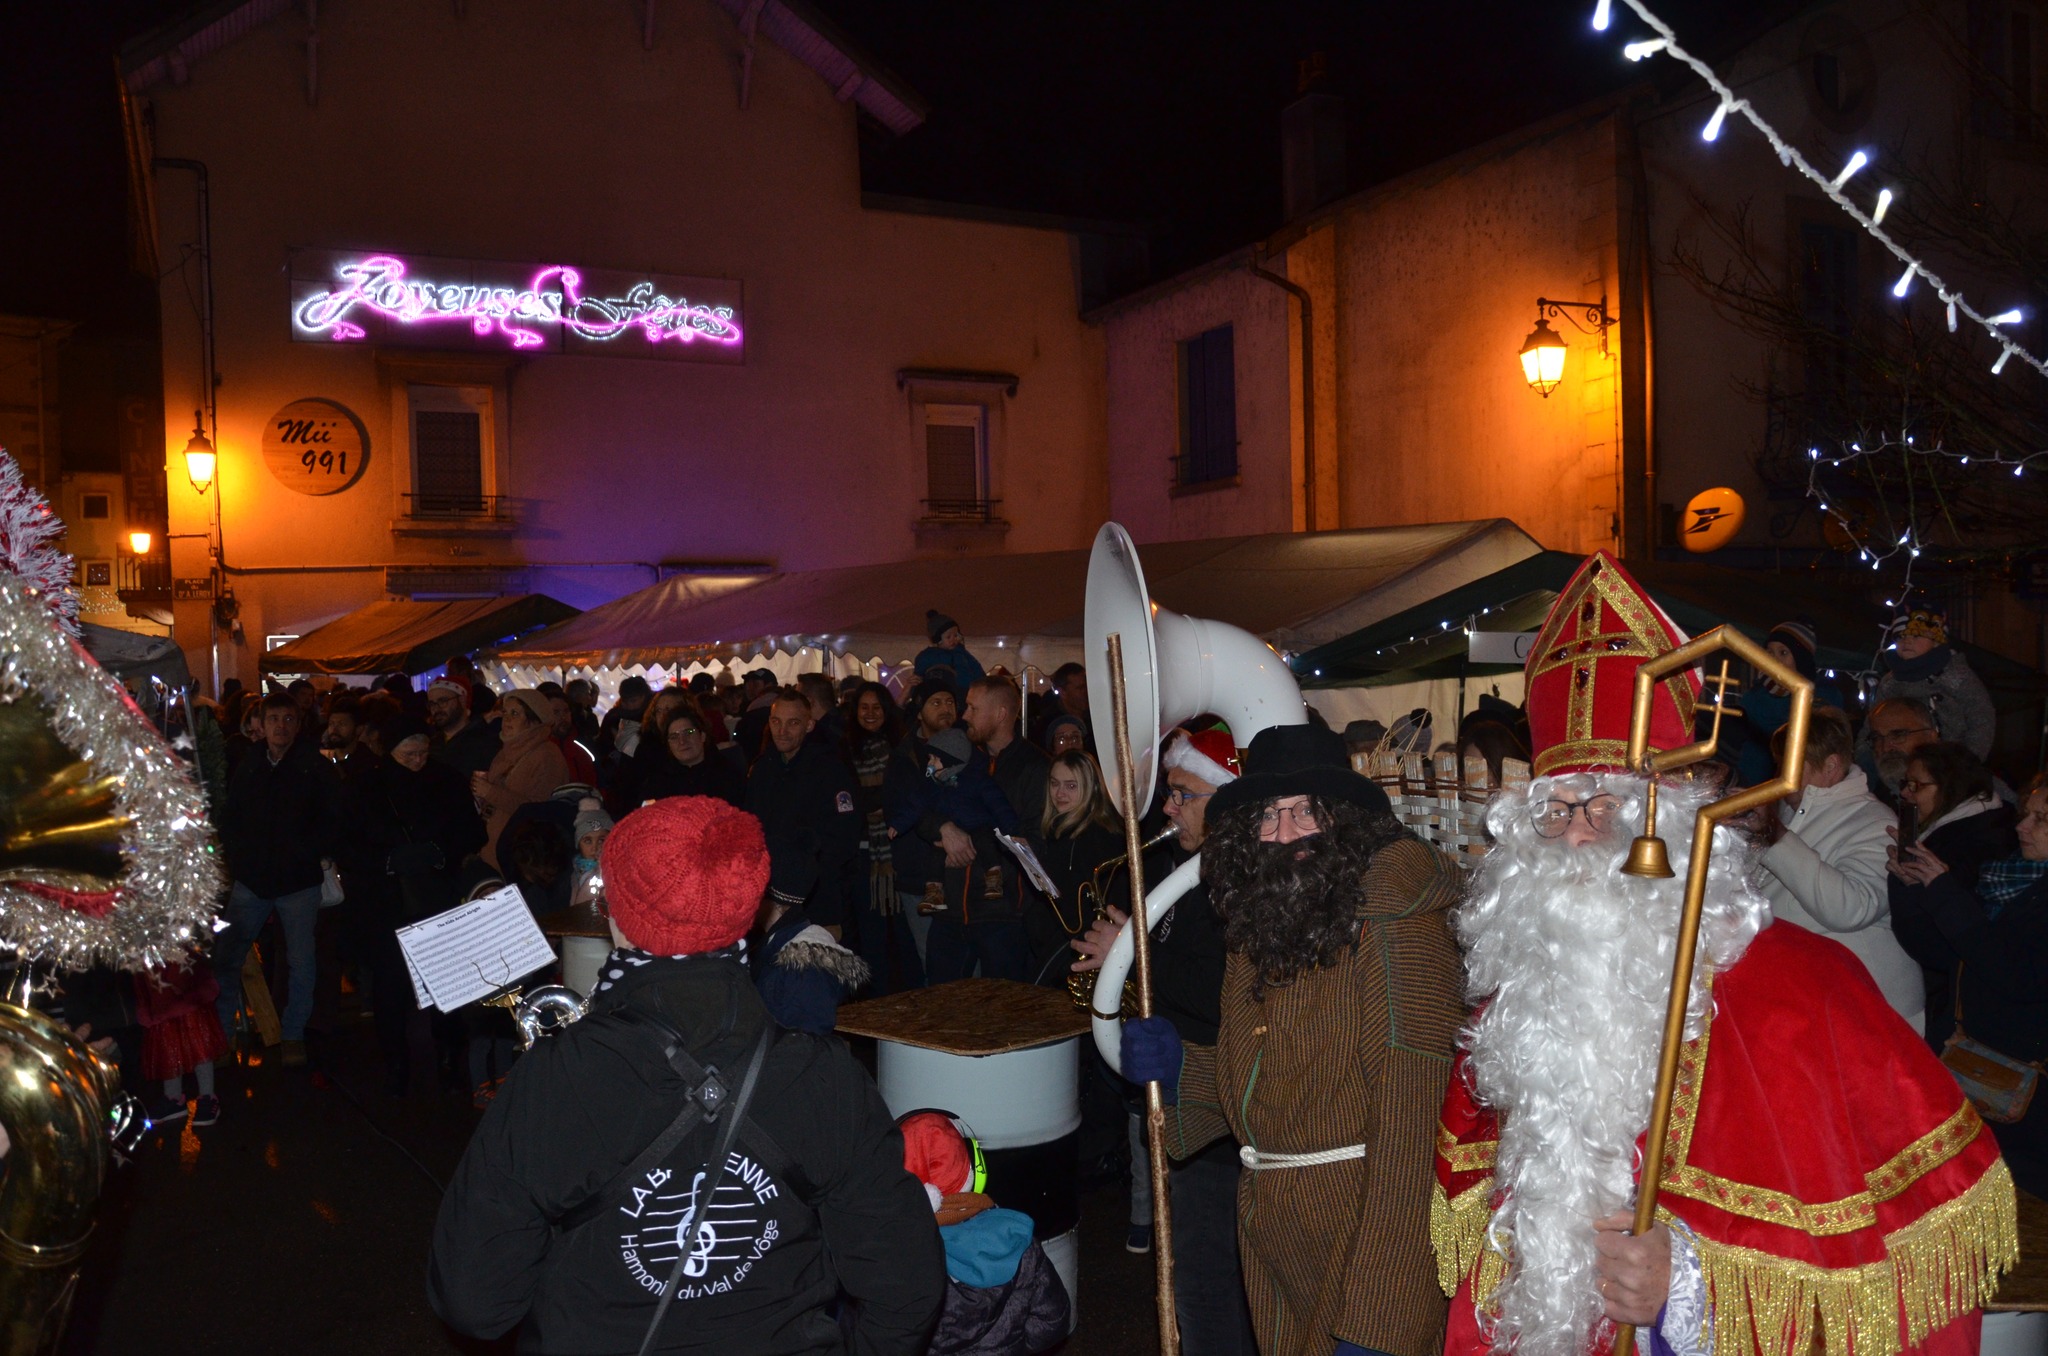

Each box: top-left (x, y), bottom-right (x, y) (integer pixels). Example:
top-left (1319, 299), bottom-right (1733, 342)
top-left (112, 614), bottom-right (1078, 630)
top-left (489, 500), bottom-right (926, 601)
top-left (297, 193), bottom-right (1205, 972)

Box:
top-left (1281, 54), bottom-right (1345, 222)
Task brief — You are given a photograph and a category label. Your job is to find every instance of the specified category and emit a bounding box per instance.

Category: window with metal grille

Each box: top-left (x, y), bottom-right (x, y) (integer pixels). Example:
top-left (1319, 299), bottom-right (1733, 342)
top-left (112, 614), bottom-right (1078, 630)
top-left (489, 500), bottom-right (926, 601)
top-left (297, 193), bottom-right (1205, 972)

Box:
top-left (408, 385), bottom-right (489, 516)
top-left (923, 404), bottom-right (989, 517)
top-left (1177, 325), bottom-right (1238, 486)
top-left (80, 494), bottom-right (111, 519)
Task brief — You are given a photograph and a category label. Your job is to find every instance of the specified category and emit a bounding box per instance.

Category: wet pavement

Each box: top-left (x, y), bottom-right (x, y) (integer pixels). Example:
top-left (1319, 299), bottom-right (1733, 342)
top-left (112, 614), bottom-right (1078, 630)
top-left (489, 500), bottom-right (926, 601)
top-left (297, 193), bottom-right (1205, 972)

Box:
top-left (65, 1012), bottom-right (1159, 1356)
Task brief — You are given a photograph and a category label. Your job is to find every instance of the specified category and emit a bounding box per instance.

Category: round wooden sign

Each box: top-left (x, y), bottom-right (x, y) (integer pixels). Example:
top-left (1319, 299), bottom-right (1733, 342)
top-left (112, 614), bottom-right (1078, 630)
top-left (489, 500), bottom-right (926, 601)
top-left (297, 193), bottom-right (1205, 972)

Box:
top-left (261, 398), bottom-right (368, 495)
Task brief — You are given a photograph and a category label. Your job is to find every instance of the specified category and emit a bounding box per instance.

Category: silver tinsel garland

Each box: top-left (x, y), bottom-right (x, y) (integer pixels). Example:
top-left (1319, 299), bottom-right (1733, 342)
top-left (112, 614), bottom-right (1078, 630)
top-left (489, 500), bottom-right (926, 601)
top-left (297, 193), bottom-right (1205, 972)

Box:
top-left (0, 573), bottom-right (222, 971)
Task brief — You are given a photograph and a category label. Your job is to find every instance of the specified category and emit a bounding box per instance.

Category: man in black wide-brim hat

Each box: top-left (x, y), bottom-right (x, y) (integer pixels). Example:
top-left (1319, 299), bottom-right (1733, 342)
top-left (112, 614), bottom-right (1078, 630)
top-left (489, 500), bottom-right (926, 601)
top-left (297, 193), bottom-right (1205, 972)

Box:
top-left (1121, 723), bottom-right (1465, 1356)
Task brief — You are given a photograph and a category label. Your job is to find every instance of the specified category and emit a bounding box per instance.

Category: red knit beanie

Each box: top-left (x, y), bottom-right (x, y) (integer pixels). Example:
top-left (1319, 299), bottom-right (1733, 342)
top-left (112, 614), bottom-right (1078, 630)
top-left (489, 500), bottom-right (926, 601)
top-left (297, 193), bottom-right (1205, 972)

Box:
top-left (899, 1111), bottom-right (973, 1195)
top-left (601, 796), bottom-right (770, 955)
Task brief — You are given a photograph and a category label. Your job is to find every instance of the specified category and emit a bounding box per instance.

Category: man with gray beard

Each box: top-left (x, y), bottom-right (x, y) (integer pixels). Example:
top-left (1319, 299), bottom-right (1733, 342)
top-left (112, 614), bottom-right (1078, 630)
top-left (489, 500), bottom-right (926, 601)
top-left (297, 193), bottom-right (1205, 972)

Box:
top-left (1432, 553), bottom-right (2015, 1356)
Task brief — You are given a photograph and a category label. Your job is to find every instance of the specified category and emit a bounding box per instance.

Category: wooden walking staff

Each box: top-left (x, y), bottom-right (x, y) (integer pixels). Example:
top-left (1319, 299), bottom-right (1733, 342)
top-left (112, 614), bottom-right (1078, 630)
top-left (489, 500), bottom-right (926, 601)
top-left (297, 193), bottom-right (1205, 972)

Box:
top-left (1105, 632), bottom-right (1181, 1356)
top-left (1609, 629), bottom-right (1811, 1356)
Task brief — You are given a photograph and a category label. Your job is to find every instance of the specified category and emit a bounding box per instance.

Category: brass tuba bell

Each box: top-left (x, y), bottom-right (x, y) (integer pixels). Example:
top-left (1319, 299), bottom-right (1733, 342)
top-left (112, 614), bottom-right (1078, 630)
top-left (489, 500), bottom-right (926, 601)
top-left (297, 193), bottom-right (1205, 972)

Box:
top-left (0, 989), bottom-right (140, 1356)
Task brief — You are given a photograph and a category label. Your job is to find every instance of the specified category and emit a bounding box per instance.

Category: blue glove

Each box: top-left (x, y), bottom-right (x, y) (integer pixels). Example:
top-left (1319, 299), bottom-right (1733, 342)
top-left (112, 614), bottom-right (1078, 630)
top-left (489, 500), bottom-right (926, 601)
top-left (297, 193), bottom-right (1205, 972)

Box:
top-left (1121, 1016), bottom-right (1183, 1103)
top-left (1333, 1344), bottom-right (1395, 1356)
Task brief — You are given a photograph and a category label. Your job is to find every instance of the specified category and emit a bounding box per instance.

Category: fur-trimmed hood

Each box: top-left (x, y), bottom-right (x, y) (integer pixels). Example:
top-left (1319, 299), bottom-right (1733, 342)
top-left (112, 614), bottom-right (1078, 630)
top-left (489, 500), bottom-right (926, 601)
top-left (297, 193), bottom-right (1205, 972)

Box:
top-left (773, 923), bottom-right (873, 989)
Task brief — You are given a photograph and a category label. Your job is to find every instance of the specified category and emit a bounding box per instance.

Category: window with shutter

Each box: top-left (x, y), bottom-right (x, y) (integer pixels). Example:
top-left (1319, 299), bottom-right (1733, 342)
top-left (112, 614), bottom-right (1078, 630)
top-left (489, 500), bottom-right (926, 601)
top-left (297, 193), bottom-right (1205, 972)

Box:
top-left (407, 385), bottom-right (491, 517)
top-left (922, 404), bottom-right (989, 518)
top-left (1177, 325), bottom-right (1238, 487)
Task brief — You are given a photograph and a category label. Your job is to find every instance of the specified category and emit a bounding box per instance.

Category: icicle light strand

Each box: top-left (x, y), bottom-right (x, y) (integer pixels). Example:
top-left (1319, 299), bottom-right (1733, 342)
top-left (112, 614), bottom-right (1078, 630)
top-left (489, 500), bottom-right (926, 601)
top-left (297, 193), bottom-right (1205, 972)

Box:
top-left (1604, 0), bottom-right (2048, 381)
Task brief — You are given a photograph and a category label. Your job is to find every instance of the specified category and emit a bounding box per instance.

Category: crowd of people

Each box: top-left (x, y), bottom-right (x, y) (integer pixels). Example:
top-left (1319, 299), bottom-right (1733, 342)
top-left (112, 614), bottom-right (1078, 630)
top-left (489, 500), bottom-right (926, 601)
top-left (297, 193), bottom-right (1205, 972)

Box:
top-left (131, 615), bottom-right (1118, 1120)
top-left (48, 580), bottom-right (2044, 1356)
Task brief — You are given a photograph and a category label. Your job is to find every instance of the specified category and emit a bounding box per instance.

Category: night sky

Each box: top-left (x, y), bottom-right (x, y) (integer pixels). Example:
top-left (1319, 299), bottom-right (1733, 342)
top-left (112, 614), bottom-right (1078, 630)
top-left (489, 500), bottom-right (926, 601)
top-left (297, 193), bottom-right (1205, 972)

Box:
top-left (0, 0), bottom-right (1787, 338)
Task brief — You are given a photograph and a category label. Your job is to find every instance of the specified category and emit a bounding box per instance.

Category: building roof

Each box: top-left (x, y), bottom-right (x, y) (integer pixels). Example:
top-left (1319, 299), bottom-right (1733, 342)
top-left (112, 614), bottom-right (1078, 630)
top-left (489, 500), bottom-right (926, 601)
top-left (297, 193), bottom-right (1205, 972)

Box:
top-left (119, 0), bottom-right (926, 133)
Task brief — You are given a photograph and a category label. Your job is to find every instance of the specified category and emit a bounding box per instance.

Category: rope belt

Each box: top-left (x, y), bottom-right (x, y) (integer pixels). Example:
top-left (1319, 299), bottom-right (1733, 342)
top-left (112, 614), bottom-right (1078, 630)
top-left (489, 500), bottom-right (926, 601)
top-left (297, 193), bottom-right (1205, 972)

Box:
top-left (1239, 1143), bottom-right (1368, 1170)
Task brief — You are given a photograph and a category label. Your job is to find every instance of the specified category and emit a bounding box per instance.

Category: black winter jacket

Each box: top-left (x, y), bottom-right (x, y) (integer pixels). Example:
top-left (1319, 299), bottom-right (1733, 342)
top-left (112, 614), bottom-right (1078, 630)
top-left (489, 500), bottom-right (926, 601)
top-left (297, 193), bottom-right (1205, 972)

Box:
top-left (929, 1240), bottom-right (1069, 1356)
top-left (747, 744), bottom-right (863, 927)
top-left (883, 738), bottom-right (945, 898)
top-left (1889, 801), bottom-right (2016, 1028)
top-left (435, 714), bottom-right (502, 779)
top-left (220, 741), bottom-right (343, 898)
top-left (428, 954), bottom-right (944, 1356)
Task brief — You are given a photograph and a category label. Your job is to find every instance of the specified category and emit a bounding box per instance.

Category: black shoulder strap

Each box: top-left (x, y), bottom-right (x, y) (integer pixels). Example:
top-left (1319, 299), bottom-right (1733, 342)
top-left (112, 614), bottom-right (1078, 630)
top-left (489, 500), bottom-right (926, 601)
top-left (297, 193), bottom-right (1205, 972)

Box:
top-left (552, 1006), bottom-right (725, 1234)
top-left (635, 1024), bottom-right (774, 1356)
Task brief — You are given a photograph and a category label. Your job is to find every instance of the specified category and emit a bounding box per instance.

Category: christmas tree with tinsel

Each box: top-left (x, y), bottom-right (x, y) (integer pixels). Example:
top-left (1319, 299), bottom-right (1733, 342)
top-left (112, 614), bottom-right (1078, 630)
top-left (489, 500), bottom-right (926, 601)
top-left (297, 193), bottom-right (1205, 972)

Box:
top-left (0, 448), bottom-right (79, 636)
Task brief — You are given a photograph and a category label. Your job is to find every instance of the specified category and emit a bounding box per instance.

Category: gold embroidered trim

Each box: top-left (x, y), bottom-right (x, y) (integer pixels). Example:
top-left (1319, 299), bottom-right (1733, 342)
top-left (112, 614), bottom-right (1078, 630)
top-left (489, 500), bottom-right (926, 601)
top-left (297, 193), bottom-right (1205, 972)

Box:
top-left (1659, 1099), bottom-right (1987, 1239)
top-left (1438, 1122), bottom-right (1499, 1175)
top-left (1661, 1165), bottom-right (1878, 1236)
top-left (1532, 738), bottom-right (1634, 778)
top-left (1866, 1102), bottom-right (1983, 1203)
top-left (1664, 1003), bottom-right (1708, 1168)
top-left (1431, 1176), bottom-right (1495, 1299)
top-left (1526, 557), bottom-right (1697, 777)
top-left (1659, 1157), bottom-right (2017, 1356)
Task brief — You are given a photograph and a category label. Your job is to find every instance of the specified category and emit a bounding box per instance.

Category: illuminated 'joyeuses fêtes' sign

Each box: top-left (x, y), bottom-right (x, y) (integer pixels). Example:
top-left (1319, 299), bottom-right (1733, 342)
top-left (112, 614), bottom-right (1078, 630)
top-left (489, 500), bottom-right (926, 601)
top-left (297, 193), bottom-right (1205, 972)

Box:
top-left (287, 250), bottom-right (743, 363)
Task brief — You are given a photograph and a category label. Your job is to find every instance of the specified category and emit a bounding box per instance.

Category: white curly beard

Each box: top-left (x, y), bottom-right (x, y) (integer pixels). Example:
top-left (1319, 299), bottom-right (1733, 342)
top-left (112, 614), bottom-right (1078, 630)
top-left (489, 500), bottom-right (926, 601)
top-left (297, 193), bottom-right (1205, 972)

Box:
top-left (1454, 773), bottom-right (1771, 1356)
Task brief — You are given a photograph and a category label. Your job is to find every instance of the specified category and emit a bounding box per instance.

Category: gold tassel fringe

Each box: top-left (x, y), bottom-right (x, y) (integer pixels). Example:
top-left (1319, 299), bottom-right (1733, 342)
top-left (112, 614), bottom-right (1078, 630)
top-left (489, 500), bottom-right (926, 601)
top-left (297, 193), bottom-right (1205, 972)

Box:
top-left (1686, 1157), bottom-right (2018, 1356)
top-left (1432, 1176), bottom-right (1496, 1298)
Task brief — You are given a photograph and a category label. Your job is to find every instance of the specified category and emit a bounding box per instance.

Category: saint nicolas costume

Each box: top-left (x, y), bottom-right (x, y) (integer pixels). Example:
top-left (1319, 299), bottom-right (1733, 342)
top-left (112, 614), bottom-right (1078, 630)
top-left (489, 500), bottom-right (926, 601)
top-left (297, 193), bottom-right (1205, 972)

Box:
top-left (1433, 553), bottom-right (2018, 1356)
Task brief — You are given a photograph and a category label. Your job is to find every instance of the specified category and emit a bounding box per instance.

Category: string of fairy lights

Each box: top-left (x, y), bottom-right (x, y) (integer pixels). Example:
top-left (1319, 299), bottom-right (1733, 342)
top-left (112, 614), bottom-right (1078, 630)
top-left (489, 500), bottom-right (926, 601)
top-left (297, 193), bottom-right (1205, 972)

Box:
top-left (1315, 4), bottom-right (2048, 687)
top-left (1592, 0), bottom-right (2048, 683)
top-left (1596, 0), bottom-right (2044, 381)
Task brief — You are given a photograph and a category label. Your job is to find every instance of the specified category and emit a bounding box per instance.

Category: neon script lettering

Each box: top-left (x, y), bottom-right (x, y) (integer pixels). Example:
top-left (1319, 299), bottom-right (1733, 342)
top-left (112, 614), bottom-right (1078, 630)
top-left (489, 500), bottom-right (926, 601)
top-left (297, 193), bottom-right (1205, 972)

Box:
top-left (293, 256), bottom-right (742, 349)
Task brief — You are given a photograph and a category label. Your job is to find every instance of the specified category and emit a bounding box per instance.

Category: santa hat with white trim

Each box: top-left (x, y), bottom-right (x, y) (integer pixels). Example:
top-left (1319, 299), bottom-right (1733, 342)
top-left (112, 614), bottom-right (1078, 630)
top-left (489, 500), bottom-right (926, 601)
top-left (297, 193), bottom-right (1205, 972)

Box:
top-left (1162, 725), bottom-right (1240, 788)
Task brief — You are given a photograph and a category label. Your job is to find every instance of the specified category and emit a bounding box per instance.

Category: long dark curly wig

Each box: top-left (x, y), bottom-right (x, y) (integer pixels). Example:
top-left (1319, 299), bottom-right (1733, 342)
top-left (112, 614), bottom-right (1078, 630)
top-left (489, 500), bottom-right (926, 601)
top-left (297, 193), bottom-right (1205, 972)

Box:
top-left (1202, 796), bottom-right (1407, 998)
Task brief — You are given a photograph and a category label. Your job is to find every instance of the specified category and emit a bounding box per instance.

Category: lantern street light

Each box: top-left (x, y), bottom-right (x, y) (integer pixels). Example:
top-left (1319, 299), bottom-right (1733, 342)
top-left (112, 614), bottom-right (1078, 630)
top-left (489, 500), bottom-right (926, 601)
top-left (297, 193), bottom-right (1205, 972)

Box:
top-left (1519, 319), bottom-right (1568, 396)
top-left (1519, 296), bottom-right (1616, 398)
top-left (127, 530), bottom-right (152, 555)
top-left (181, 411), bottom-right (216, 493)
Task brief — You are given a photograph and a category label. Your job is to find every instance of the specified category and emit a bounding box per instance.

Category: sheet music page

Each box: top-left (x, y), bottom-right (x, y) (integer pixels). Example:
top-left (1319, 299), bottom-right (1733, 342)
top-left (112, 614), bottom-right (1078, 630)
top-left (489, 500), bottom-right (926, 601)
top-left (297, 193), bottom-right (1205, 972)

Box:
top-left (995, 830), bottom-right (1062, 900)
top-left (394, 885), bottom-right (558, 1013)
top-left (400, 942), bottom-right (433, 1010)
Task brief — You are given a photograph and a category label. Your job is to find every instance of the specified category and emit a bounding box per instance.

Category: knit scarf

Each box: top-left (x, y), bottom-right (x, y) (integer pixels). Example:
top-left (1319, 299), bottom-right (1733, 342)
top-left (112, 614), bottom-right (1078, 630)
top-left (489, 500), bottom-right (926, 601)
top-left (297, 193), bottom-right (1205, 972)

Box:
top-left (853, 735), bottom-right (897, 912)
top-left (1974, 855), bottom-right (2048, 918)
top-left (589, 941), bottom-right (747, 997)
top-left (1884, 643), bottom-right (1953, 683)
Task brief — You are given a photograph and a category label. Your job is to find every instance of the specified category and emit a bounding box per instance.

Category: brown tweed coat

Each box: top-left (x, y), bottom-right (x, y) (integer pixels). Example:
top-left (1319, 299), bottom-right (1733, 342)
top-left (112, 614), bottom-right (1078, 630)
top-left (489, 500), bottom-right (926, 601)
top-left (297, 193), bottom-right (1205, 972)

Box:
top-left (1174, 836), bottom-right (1466, 1356)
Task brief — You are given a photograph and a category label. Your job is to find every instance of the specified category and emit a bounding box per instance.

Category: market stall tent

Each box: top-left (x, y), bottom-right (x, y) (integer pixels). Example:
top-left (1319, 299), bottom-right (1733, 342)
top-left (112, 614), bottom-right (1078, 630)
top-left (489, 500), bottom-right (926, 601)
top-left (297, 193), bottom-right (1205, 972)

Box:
top-left (484, 520), bottom-right (1546, 685)
top-left (260, 595), bottom-right (580, 677)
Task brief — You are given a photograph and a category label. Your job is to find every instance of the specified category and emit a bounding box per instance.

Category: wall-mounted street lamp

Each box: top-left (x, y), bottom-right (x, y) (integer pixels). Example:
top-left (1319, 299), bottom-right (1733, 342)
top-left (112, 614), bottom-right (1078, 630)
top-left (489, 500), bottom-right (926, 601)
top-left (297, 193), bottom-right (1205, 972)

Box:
top-left (181, 410), bottom-right (217, 493)
top-left (127, 530), bottom-right (153, 555)
top-left (1519, 296), bottom-right (1616, 397)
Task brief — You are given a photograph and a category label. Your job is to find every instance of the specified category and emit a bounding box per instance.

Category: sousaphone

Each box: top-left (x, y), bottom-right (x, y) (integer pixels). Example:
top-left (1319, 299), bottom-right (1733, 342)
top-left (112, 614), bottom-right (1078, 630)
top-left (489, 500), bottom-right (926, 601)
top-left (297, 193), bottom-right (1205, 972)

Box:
top-left (1082, 523), bottom-right (1306, 1071)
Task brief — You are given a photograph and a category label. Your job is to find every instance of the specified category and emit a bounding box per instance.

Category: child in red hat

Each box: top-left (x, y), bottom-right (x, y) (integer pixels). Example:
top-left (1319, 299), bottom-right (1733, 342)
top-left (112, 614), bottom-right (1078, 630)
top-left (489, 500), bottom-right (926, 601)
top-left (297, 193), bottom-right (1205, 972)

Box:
top-left (899, 1111), bottom-right (1069, 1356)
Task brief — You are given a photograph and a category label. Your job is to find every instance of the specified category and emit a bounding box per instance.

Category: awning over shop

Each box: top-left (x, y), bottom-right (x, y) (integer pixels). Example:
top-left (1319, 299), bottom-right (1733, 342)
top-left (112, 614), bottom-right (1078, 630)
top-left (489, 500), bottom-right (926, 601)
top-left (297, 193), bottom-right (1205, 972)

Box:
top-left (81, 622), bottom-right (190, 688)
top-left (486, 520), bottom-right (1545, 673)
top-left (261, 595), bottom-right (581, 676)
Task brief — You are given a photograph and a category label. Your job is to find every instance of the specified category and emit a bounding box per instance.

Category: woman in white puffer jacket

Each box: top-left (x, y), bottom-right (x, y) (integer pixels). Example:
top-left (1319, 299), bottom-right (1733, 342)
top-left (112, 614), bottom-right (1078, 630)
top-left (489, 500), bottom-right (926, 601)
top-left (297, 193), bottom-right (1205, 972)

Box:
top-left (1758, 708), bottom-right (1920, 1030)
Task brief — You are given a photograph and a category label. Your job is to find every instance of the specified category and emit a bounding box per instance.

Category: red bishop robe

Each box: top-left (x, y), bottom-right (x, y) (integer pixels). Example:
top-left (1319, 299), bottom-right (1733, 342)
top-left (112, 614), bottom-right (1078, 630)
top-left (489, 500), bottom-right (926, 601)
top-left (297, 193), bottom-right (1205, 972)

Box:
top-left (1434, 920), bottom-right (2017, 1356)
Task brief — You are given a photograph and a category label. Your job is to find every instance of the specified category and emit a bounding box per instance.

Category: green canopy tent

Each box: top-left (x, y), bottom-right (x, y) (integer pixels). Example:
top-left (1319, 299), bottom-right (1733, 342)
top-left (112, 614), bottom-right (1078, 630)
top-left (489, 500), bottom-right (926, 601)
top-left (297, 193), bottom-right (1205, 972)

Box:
top-left (1290, 552), bottom-right (2048, 778)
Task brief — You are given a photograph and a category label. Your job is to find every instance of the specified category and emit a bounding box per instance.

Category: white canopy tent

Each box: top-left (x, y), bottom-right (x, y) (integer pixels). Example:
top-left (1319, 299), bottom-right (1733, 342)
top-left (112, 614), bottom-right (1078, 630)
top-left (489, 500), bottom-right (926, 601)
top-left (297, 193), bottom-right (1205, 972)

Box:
top-left (484, 521), bottom-right (1543, 724)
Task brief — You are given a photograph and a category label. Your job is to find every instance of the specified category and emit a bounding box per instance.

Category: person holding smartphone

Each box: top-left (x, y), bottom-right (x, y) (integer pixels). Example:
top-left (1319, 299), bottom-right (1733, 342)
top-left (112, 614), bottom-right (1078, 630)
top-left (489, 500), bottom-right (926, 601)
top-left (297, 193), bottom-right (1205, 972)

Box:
top-left (1884, 742), bottom-right (2017, 1038)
